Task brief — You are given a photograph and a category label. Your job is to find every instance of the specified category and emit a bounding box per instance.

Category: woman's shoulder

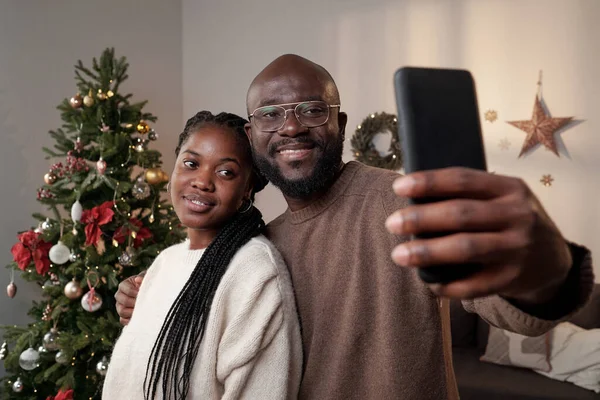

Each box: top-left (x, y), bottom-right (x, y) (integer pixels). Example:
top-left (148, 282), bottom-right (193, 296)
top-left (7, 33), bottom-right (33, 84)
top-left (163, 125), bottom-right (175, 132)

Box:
top-left (223, 235), bottom-right (293, 294)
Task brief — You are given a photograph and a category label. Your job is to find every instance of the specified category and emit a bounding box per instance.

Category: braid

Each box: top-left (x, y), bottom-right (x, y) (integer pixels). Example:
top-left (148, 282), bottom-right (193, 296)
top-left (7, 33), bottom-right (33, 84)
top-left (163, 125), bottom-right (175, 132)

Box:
top-left (142, 110), bottom-right (269, 398)
top-left (143, 206), bottom-right (265, 399)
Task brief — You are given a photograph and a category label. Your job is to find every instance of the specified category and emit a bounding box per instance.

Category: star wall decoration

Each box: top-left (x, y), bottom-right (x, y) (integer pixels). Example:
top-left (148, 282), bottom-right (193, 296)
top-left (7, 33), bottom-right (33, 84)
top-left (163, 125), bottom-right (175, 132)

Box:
top-left (507, 94), bottom-right (573, 157)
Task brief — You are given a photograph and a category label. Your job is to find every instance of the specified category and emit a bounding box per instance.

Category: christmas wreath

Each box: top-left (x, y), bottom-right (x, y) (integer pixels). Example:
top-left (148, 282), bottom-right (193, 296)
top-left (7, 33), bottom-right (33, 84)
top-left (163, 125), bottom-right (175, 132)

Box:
top-left (350, 112), bottom-right (403, 170)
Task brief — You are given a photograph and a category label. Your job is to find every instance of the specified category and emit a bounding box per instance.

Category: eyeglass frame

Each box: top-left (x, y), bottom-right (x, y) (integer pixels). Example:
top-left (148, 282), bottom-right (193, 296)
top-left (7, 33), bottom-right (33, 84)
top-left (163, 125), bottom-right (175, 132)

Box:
top-left (248, 101), bottom-right (341, 132)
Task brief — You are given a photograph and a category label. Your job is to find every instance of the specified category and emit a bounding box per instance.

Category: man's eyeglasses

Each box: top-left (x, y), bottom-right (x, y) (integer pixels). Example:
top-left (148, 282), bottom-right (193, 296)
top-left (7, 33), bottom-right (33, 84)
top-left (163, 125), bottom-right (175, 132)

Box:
top-left (249, 101), bottom-right (341, 132)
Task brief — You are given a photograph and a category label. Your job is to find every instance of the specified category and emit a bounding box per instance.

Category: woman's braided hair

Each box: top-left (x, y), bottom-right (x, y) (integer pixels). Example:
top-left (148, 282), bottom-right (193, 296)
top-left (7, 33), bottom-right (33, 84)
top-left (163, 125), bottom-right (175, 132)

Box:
top-left (143, 111), bottom-right (268, 399)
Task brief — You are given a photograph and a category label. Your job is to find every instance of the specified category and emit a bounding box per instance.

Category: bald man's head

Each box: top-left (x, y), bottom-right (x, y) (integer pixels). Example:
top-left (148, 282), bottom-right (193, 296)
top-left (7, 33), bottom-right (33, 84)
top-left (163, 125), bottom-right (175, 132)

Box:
top-left (243, 54), bottom-right (347, 200)
top-left (246, 54), bottom-right (340, 114)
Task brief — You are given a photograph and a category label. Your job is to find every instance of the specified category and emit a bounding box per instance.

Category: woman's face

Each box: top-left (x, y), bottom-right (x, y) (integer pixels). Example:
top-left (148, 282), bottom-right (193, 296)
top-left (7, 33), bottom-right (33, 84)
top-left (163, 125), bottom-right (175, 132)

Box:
top-left (171, 126), bottom-right (252, 247)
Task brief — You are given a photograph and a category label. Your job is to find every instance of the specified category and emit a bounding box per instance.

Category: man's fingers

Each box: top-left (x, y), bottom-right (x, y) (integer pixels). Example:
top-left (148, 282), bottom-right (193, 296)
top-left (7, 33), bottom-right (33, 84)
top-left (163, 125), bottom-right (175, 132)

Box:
top-left (114, 290), bottom-right (137, 309)
top-left (391, 231), bottom-right (527, 268)
top-left (393, 168), bottom-right (524, 200)
top-left (386, 197), bottom-right (533, 236)
top-left (118, 277), bottom-right (140, 297)
top-left (429, 263), bottom-right (521, 299)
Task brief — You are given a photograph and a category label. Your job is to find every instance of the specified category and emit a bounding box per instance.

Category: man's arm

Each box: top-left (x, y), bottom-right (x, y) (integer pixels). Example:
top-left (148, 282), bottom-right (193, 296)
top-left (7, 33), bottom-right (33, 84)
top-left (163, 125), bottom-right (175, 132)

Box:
top-left (114, 270), bottom-right (145, 326)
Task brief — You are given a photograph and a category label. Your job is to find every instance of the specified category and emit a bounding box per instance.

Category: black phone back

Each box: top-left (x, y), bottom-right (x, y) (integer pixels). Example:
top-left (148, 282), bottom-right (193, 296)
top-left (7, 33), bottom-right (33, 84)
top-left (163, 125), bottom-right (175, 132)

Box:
top-left (394, 67), bottom-right (487, 284)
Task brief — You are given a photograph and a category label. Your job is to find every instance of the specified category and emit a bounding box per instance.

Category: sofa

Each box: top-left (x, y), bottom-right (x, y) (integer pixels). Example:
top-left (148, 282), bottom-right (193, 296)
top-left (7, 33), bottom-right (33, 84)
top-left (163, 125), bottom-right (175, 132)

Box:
top-left (450, 284), bottom-right (600, 400)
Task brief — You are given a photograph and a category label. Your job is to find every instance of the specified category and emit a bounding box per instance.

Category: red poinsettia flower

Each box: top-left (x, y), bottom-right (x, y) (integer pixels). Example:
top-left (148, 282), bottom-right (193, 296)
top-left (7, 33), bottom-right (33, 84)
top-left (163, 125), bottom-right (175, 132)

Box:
top-left (113, 218), bottom-right (153, 248)
top-left (81, 201), bottom-right (115, 246)
top-left (10, 230), bottom-right (53, 275)
top-left (46, 388), bottom-right (74, 400)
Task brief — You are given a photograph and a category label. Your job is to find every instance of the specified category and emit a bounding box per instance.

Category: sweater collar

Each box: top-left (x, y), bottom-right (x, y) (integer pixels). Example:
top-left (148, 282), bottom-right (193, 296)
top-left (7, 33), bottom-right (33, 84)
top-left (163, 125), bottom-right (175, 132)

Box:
top-left (285, 161), bottom-right (361, 224)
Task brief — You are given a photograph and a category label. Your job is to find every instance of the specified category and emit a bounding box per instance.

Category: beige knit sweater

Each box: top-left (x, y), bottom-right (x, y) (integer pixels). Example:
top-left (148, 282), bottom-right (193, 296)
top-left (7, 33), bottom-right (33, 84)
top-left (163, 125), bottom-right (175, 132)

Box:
top-left (102, 236), bottom-right (302, 399)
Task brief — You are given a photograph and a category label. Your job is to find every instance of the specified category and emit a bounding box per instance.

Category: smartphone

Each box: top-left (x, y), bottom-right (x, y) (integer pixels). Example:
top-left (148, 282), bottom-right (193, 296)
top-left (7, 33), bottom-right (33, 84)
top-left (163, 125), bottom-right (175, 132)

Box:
top-left (394, 67), bottom-right (487, 284)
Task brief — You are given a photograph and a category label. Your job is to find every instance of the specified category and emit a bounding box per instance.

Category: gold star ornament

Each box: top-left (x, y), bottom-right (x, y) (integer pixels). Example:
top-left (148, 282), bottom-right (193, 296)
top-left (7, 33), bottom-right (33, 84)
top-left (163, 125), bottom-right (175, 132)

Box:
top-left (484, 109), bottom-right (498, 123)
top-left (540, 174), bottom-right (554, 186)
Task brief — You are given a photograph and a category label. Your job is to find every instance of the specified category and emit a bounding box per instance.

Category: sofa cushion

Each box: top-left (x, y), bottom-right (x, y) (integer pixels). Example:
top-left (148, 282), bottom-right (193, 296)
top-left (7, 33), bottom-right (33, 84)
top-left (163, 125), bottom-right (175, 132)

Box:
top-left (452, 347), bottom-right (600, 400)
top-left (570, 284), bottom-right (600, 329)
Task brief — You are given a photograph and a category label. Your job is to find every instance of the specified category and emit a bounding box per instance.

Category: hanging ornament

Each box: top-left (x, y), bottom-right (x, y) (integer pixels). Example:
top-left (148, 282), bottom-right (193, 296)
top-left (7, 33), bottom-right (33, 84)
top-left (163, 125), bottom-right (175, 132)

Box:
top-left (71, 200), bottom-right (83, 223)
top-left (12, 377), bottom-right (24, 393)
top-left (148, 130), bottom-right (158, 141)
top-left (96, 356), bottom-right (109, 376)
top-left (42, 328), bottom-right (60, 351)
top-left (55, 350), bottom-right (69, 365)
top-left (7, 281), bottom-right (17, 298)
top-left (74, 136), bottom-right (84, 152)
top-left (19, 347), bottom-right (40, 370)
top-left (132, 177), bottom-right (151, 200)
top-left (81, 291), bottom-right (102, 312)
top-left (64, 279), bottom-right (83, 300)
top-left (42, 218), bottom-right (52, 231)
top-left (118, 247), bottom-right (135, 266)
top-left (81, 273), bottom-right (102, 312)
top-left (134, 140), bottom-right (146, 153)
top-left (38, 345), bottom-right (47, 354)
top-left (42, 304), bottom-right (52, 321)
top-left (44, 172), bottom-right (57, 185)
top-left (159, 170), bottom-right (169, 182)
top-left (145, 168), bottom-right (165, 185)
top-left (0, 341), bottom-right (7, 360)
top-left (136, 121), bottom-right (150, 134)
top-left (96, 157), bottom-right (107, 175)
top-left (506, 71), bottom-right (576, 158)
top-left (34, 222), bottom-right (44, 233)
top-left (107, 90), bottom-right (115, 98)
top-left (69, 252), bottom-right (79, 262)
top-left (83, 89), bottom-right (95, 107)
top-left (49, 241), bottom-right (71, 265)
top-left (97, 89), bottom-right (107, 101)
top-left (69, 93), bottom-right (83, 109)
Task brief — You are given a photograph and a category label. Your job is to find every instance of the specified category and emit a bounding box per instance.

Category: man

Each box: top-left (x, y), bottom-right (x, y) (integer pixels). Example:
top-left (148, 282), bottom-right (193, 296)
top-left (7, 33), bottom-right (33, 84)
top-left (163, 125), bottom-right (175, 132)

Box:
top-left (116, 54), bottom-right (594, 399)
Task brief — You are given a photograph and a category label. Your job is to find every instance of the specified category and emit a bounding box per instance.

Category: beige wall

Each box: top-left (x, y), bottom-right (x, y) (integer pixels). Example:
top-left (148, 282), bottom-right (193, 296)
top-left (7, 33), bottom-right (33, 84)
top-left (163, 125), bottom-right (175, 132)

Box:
top-left (183, 0), bottom-right (600, 280)
top-left (0, 0), bottom-right (182, 376)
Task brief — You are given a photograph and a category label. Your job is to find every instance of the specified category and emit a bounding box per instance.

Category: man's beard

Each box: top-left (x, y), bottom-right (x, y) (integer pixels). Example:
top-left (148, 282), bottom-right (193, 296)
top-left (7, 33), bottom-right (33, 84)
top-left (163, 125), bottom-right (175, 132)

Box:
top-left (252, 135), bottom-right (344, 199)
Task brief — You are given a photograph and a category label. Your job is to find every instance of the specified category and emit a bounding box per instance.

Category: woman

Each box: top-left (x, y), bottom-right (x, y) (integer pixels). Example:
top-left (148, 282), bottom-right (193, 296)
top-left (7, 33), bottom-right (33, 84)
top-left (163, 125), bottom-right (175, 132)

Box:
top-left (102, 111), bottom-right (302, 399)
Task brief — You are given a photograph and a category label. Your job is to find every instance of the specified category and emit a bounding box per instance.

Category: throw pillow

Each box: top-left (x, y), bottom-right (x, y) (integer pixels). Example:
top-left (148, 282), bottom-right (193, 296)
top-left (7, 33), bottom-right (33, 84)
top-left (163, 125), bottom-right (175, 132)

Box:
top-left (536, 322), bottom-right (600, 393)
top-left (480, 326), bottom-right (551, 372)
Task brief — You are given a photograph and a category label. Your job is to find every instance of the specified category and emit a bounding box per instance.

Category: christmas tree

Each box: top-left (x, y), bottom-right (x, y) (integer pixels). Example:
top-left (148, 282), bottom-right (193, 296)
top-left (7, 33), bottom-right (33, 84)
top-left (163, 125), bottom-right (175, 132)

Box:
top-left (0, 48), bottom-right (186, 399)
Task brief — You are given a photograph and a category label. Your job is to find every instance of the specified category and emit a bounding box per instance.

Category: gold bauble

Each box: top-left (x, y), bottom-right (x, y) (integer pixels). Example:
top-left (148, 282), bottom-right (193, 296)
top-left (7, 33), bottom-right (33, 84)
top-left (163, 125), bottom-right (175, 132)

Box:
top-left (64, 279), bottom-right (83, 300)
top-left (158, 169), bottom-right (169, 182)
top-left (97, 90), bottom-right (107, 101)
top-left (69, 93), bottom-right (83, 109)
top-left (144, 168), bottom-right (163, 185)
top-left (136, 121), bottom-right (150, 134)
top-left (83, 89), bottom-right (95, 107)
top-left (44, 172), bottom-right (57, 185)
